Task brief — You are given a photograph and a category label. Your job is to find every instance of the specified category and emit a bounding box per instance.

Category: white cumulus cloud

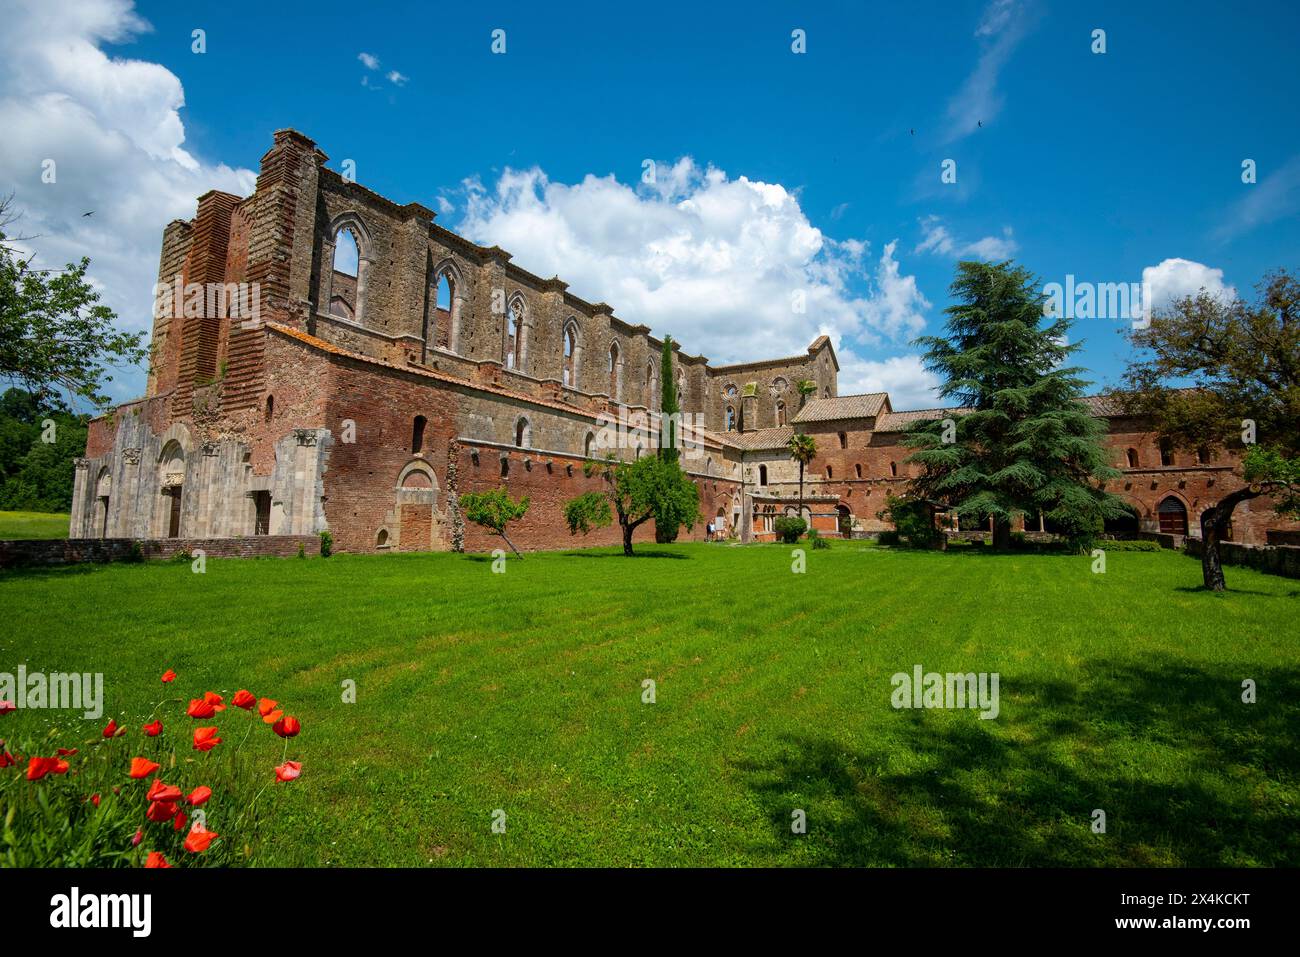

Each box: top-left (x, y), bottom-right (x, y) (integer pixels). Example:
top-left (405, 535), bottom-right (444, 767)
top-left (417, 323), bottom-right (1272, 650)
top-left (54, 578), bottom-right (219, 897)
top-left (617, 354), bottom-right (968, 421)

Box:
top-left (0, 0), bottom-right (256, 404)
top-left (454, 161), bottom-right (931, 384)
top-left (1141, 258), bottom-right (1237, 310)
top-left (915, 215), bottom-right (1017, 260)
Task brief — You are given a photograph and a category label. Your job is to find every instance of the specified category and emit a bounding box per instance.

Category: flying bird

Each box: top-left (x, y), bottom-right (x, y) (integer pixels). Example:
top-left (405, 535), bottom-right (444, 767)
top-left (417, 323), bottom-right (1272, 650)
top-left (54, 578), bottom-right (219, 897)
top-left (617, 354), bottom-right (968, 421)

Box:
top-left (82, 211), bottom-right (94, 217)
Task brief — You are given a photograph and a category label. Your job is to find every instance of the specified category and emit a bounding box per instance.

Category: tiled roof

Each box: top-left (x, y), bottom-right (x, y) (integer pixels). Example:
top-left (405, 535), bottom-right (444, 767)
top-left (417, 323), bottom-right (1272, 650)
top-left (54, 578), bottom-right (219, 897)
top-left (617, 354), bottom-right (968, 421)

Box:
top-left (875, 407), bottom-right (969, 432)
top-left (791, 392), bottom-right (888, 423)
top-left (715, 426), bottom-right (796, 451)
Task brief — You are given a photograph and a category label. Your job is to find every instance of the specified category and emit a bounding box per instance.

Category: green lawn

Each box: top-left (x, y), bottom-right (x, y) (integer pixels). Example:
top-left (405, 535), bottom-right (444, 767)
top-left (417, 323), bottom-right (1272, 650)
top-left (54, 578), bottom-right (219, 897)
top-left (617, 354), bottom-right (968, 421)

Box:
top-left (0, 511), bottom-right (69, 540)
top-left (1, 542), bottom-right (1297, 867)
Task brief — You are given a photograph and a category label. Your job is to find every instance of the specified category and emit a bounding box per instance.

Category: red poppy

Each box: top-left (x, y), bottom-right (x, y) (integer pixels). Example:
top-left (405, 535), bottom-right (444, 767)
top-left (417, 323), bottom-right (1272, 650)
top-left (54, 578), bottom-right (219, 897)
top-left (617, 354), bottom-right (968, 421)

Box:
top-left (188, 785), bottom-right (212, 806)
top-left (232, 689), bottom-right (256, 710)
top-left (102, 718), bottom-right (126, 738)
top-left (132, 828), bottom-right (144, 847)
top-left (146, 800), bottom-right (178, 823)
top-left (183, 824), bottom-right (219, 853)
top-left (0, 750), bottom-right (17, 768)
top-left (275, 760), bottom-right (303, 782)
top-left (144, 851), bottom-right (170, 868)
top-left (161, 670), bottom-right (177, 683)
top-left (256, 697), bottom-right (278, 717)
top-left (203, 691), bottom-right (226, 713)
top-left (0, 699), bottom-right (16, 715)
top-left (57, 747), bottom-right (78, 756)
top-left (26, 756), bottom-right (70, 780)
top-left (90, 793), bottom-right (102, 807)
top-left (186, 698), bottom-right (216, 719)
top-left (272, 715), bottom-right (301, 738)
top-left (129, 757), bottom-right (161, 779)
top-left (174, 810), bottom-right (187, 832)
top-left (142, 720), bottom-right (163, 737)
top-left (192, 726), bottom-right (222, 752)
top-left (146, 778), bottom-right (183, 803)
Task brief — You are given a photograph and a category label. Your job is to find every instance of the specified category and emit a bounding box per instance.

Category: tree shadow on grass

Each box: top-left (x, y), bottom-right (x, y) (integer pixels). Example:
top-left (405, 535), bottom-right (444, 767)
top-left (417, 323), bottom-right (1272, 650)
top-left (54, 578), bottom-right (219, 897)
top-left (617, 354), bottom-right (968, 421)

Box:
top-left (732, 658), bottom-right (1300, 866)
top-left (559, 549), bottom-right (691, 560)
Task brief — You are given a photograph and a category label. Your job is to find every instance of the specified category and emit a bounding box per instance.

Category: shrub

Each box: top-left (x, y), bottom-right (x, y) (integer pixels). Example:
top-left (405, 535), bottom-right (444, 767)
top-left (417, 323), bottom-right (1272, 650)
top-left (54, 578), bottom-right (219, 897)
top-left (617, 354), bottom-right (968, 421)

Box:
top-left (296, 542), bottom-right (306, 559)
top-left (774, 516), bottom-right (806, 544)
top-left (878, 495), bottom-right (940, 548)
top-left (876, 530), bottom-right (900, 547)
top-left (126, 540), bottom-right (144, 563)
top-left (1100, 538), bottom-right (1160, 552)
top-left (319, 530), bottom-right (333, 558)
top-left (807, 528), bottom-right (831, 550)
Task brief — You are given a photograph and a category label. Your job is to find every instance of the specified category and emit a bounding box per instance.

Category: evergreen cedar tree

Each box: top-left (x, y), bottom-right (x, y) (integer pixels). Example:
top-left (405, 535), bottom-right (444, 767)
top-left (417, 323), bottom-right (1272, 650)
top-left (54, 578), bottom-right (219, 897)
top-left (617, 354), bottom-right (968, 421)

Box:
top-left (458, 487), bottom-right (530, 558)
top-left (655, 334), bottom-right (682, 542)
top-left (904, 260), bottom-right (1129, 551)
top-left (1117, 268), bottom-right (1300, 590)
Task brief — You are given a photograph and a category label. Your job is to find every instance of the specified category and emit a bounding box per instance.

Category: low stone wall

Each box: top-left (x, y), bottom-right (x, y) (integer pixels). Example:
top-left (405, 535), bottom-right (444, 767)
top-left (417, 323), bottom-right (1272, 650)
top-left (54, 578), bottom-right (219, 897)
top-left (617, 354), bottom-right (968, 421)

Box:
top-left (0, 535), bottom-right (321, 569)
top-left (1267, 529), bottom-right (1300, 547)
top-left (1183, 537), bottom-right (1300, 580)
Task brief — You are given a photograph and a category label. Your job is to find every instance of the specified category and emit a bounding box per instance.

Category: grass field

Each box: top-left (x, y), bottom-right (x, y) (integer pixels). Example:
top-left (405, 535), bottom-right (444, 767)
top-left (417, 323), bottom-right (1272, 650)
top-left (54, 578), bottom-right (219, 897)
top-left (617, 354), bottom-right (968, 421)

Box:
top-left (1, 542), bottom-right (1297, 867)
top-left (0, 511), bottom-right (69, 540)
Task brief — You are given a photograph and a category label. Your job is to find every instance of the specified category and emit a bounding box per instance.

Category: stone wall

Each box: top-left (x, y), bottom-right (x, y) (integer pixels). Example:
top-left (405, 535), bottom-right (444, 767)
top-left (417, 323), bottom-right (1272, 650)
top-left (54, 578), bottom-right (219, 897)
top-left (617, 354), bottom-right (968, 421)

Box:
top-left (1183, 537), bottom-right (1300, 580)
top-left (0, 535), bottom-right (320, 570)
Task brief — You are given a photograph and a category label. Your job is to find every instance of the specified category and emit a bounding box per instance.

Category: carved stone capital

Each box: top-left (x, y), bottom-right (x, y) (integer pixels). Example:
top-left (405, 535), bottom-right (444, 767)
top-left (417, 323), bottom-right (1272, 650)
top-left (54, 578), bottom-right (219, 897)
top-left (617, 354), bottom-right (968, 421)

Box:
top-left (122, 447), bottom-right (142, 466)
top-left (74, 457), bottom-right (90, 470)
top-left (294, 429), bottom-right (318, 447)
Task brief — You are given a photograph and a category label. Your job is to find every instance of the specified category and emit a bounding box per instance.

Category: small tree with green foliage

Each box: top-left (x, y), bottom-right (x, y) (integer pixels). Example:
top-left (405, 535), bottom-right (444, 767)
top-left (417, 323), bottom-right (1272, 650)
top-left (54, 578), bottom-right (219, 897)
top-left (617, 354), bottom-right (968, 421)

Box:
top-left (459, 487), bottom-right (530, 559)
top-left (786, 432), bottom-right (817, 527)
top-left (564, 454), bottom-right (699, 556)
top-left (877, 493), bottom-right (942, 548)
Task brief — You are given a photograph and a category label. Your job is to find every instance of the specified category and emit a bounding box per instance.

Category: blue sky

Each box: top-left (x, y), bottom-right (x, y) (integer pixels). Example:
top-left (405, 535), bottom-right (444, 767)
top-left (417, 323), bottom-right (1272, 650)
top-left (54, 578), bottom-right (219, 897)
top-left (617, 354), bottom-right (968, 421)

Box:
top-left (3, 0), bottom-right (1299, 408)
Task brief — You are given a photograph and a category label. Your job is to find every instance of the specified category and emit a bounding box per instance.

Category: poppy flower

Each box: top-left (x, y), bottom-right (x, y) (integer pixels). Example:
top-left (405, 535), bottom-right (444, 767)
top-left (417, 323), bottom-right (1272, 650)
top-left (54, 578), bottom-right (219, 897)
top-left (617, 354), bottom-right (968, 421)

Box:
top-left (261, 709), bottom-right (284, 725)
top-left (256, 697), bottom-right (278, 717)
top-left (102, 718), bottom-right (126, 738)
top-left (232, 689), bottom-right (256, 710)
top-left (132, 828), bottom-right (144, 847)
top-left (192, 727), bottom-right (222, 752)
top-left (275, 760), bottom-right (302, 782)
top-left (183, 824), bottom-right (219, 853)
top-left (27, 756), bottom-right (70, 780)
top-left (0, 700), bottom-right (16, 716)
top-left (57, 747), bottom-right (78, 756)
top-left (90, 793), bottom-right (102, 807)
top-left (188, 785), bottom-right (212, 806)
top-left (161, 670), bottom-right (176, 683)
top-left (272, 715), bottom-right (301, 738)
top-left (0, 750), bottom-right (17, 768)
top-left (146, 778), bottom-right (183, 803)
top-left (186, 698), bottom-right (216, 719)
top-left (174, 811), bottom-right (187, 832)
top-left (142, 720), bottom-right (163, 737)
top-left (144, 851), bottom-right (170, 868)
top-left (129, 757), bottom-right (161, 779)
top-left (203, 691), bottom-right (226, 713)
top-left (146, 800), bottom-right (178, 823)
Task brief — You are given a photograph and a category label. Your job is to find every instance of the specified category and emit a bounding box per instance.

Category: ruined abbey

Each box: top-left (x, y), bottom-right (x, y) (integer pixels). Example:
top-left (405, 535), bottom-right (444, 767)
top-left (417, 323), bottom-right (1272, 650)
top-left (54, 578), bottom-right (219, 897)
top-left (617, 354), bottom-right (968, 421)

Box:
top-left (69, 130), bottom-right (1296, 552)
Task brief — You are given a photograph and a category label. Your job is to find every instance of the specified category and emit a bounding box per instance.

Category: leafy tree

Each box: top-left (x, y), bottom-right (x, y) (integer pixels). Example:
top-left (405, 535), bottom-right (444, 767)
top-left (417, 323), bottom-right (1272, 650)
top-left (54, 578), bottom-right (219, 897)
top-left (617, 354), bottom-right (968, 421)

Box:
top-left (877, 493), bottom-right (942, 548)
top-left (458, 487), bottom-right (530, 559)
top-left (786, 432), bottom-right (817, 527)
top-left (0, 197), bottom-right (147, 408)
top-left (0, 387), bottom-right (87, 512)
top-left (564, 454), bottom-right (699, 556)
top-left (907, 260), bottom-right (1128, 550)
top-left (1117, 269), bottom-right (1300, 590)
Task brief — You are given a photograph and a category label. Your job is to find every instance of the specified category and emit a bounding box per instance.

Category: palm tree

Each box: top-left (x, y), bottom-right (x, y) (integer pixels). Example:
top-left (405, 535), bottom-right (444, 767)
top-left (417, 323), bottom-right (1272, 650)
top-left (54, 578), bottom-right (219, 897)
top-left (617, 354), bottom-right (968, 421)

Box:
top-left (787, 432), bottom-right (817, 528)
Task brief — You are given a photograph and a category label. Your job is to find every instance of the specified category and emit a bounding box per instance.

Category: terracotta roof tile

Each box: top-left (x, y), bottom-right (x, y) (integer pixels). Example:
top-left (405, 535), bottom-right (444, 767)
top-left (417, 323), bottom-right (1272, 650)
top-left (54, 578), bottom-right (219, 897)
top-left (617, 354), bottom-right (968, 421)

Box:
top-left (792, 392), bottom-right (888, 423)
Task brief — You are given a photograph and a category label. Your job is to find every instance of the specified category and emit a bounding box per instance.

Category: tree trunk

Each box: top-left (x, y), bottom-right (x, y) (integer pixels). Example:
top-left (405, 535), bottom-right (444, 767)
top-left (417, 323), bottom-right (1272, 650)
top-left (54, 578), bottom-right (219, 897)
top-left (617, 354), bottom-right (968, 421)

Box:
top-left (798, 463), bottom-right (805, 527)
top-left (1198, 487), bottom-right (1261, 591)
top-left (499, 530), bottom-right (523, 559)
top-left (622, 521), bottom-right (635, 557)
top-left (992, 516), bottom-right (1012, 550)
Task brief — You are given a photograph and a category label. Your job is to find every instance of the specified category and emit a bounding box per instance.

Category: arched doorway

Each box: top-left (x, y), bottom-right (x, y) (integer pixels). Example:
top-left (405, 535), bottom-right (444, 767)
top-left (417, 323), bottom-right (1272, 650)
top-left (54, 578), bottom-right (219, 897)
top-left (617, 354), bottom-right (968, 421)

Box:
top-left (158, 441), bottom-right (185, 538)
top-left (836, 504), bottom-right (853, 537)
top-left (94, 467), bottom-right (111, 538)
top-left (1157, 496), bottom-right (1188, 535)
